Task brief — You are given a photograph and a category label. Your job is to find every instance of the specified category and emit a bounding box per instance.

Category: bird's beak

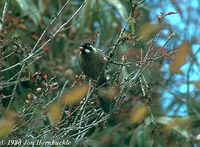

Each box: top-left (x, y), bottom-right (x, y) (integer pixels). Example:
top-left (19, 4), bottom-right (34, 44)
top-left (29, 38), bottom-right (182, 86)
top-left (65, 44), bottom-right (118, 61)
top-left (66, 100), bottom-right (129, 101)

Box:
top-left (79, 47), bottom-right (84, 52)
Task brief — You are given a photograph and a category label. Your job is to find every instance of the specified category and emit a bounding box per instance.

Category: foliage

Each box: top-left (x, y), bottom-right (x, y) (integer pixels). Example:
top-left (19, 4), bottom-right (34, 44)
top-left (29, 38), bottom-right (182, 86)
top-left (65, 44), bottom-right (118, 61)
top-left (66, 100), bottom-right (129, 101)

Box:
top-left (0, 0), bottom-right (199, 146)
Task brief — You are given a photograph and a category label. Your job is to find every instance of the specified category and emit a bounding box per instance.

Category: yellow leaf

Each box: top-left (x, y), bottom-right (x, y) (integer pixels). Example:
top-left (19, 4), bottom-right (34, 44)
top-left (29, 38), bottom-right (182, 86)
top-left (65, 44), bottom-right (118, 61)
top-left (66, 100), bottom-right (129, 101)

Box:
top-left (171, 42), bottom-right (190, 73)
top-left (195, 82), bottom-right (200, 89)
top-left (61, 83), bottom-right (89, 106)
top-left (140, 23), bottom-right (155, 42)
top-left (0, 119), bottom-right (15, 138)
top-left (48, 103), bottom-right (62, 125)
top-left (98, 86), bottom-right (120, 100)
top-left (5, 110), bottom-right (19, 120)
top-left (158, 117), bottom-right (192, 139)
top-left (163, 117), bottom-right (192, 138)
top-left (129, 105), bottom-right (148, 124)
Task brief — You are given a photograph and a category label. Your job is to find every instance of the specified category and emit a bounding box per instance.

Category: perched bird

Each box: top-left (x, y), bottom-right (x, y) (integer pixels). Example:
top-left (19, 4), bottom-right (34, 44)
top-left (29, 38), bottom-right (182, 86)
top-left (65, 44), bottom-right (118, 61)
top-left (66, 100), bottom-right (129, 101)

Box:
top-left (79, 43), bottom-right (111, 113)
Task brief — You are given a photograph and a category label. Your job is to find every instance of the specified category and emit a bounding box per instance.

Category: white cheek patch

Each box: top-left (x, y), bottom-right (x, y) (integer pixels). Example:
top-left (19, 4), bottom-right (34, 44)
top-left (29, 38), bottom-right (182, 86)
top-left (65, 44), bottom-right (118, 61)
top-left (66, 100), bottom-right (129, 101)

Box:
top-left (90, 45), bottom-right (97, 52)
top-left (85, 49), bottom-right (90, 53)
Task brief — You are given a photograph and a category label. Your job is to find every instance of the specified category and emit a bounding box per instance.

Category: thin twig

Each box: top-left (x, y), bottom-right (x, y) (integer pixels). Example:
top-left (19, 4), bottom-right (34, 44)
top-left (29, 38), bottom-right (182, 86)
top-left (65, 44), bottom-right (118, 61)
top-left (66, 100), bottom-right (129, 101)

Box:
top-left (58, 80), bottom-right (69, 102)
top-left (0, 0), bottom-right (88, 73)
top-left (31, 0), bottom-right (88, 56)
top-left (107, 0), bottom-right (145, 56)
top-left (7, 64), bottom-right (25, 110)
top-left (152, 32), bottom-right (176, 59)
top-left (0, 0), bottom-right (9, 32)
top-left (31, 0), bottom-right (71, 53)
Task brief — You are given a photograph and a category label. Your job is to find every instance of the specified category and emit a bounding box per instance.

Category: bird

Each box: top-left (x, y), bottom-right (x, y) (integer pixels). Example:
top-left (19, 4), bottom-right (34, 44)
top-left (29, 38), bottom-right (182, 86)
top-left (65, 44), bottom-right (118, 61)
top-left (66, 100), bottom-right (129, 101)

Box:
top-left (78, 43), bottom-right (111, 113)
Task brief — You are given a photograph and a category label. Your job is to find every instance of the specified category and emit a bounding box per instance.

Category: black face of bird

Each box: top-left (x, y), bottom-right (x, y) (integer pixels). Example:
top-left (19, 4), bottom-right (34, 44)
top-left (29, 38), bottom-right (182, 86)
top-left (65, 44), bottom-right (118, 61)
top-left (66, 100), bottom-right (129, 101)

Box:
top-left (79, 43), bottom-right (97, 55)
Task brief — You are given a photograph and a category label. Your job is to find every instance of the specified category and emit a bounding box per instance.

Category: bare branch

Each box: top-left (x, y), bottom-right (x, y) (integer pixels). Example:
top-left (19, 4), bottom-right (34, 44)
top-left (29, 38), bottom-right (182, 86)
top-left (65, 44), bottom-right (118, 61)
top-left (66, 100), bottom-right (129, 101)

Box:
top-left (0, 0), bottom-right (9, 32)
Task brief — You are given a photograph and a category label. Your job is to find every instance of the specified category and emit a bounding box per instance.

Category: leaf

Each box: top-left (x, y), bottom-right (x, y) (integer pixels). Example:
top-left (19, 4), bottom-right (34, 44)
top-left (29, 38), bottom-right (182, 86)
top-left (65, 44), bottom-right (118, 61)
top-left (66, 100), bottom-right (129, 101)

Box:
top-left (16, 0), bottom-right (41, 25)
top-left (0, 111), bottom-right (18, 139)
top-left (171, 42), bottom-right (190, 73)
top-left (128, 17), bottom-right (136, 34)
top-left (157, 116), bottom-right (192, 139)
top-left (120, 66), bottom-right (129, 83)
top-left (135, 125), bottom-right (146, 147)
top-left (130, 124), bottom-right (154, 147)
top-left (48, 103), bottom-right (62, 125)
top-left (75, 0), bottom-right (124, 42)
top-left (98, 86), bottom-right (120, 100)
top-left (194, 81), bottom-right (200, 89)
top-left (140, 23), bottom-right (155, 42)
top-left (189, 97), bottom-right (200, 118)
top-left (108, 0), bottom-right (128, 19)
top-left (129, 105), bottom-right (148, 124)
top-left (61, 83), bottom-right (89, 106)
top-left (0, 119), bottom-right (15, 139)
top-left (164, 11), bottom-right (178, 17)
top-left (38, 0), bottom-right (46, 14)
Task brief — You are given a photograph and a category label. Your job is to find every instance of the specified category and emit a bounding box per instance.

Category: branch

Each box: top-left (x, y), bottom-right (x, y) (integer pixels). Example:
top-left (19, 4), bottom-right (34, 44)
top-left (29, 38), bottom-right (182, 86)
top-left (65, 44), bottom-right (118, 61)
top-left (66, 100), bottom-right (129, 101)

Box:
top-left (0, 0), bottom-right (88, 73)
top-left (107, 0), bottom-right (145, 57)
top-left (0, 0), bottom-right (9, 32)
top-left (31, 0), bottom-right (71, 53)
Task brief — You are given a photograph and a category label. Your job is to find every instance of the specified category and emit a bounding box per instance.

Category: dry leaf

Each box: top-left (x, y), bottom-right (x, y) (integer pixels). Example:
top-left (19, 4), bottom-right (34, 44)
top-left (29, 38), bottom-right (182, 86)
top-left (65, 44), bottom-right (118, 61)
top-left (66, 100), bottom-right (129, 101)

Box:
top-left (140, 23), bottom-right (155, 42)
top-left (0, 120), bottom-right (15, 138)
top-left (165, 11), bottom-right (178, 16)
top-left (129, 105), bottom-right (148, 124)
top-left (164, 117), bottom-right (191, 131)
top-left (194, 82), bottom-right (200, 89)
top-left (0, 111), bottom-right (18, 138)
top-left (48, 103), bottom-right (62, 125)
top-left (157, 117), bottom-right (192, 139)
top-left (98, 86), bottom-right (119, 100)
top-left (19, 24), bottom-right (27, 30)
top-left (171, 42), bottom-right (190, 73)
top-left (61, 83), bottom-right (89, 106)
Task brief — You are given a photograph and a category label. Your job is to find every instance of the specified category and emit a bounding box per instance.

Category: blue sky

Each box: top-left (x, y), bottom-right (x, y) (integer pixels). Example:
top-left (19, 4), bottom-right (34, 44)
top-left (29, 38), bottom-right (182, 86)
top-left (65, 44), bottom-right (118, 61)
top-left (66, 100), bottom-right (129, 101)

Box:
top-left (146, 0), bottom-right (200, 116)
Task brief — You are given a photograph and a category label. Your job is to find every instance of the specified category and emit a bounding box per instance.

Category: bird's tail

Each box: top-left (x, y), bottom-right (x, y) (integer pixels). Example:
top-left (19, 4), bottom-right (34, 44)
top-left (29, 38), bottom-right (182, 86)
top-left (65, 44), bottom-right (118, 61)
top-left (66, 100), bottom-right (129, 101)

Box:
top-left (97, 75), bottom-right (111, 113)
top-left (98, 94), bottom-right (111, 113)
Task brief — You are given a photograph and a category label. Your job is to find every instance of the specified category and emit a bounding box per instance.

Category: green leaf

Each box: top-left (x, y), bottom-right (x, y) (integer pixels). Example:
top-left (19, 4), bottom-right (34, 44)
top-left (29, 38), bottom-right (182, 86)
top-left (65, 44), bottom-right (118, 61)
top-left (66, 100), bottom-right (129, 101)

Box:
top-left (157, 116), bottom-right (192, 139)
top-left (108, 0), bottom-right (128, 19)
top-left (75, 0), bottom-right (124, 42)
top-left (130, 123), bottom-right (154, 147)
top-left (16, 0), bottom-right (41, 25)
top-left (118, 66), bottom-right (128, 84)
top-left (189, 97), bottom-right (200, 119)
top-left (38, 0), bottom-right (45, 14)
top-left (128, 17), bottom-right (136, 34)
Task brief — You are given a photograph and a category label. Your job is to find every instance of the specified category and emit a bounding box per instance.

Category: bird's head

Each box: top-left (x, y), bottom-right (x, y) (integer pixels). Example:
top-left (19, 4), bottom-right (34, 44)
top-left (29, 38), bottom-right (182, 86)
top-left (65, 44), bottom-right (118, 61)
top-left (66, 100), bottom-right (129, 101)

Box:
top-left (79, 43), bottom-right (97, 55)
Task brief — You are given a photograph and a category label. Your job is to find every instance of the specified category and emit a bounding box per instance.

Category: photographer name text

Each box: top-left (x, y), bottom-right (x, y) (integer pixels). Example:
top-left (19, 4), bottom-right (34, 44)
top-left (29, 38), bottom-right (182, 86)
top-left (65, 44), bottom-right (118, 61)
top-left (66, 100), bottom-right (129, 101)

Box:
top-left (0, 139), bottom-right (71, 146)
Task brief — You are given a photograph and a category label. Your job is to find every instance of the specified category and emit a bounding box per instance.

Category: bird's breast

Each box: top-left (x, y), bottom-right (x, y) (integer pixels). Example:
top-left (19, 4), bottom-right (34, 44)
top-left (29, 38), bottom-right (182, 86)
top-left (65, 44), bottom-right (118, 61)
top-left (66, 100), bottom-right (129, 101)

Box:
top-left (79, 53), bottom-right (106, 80)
